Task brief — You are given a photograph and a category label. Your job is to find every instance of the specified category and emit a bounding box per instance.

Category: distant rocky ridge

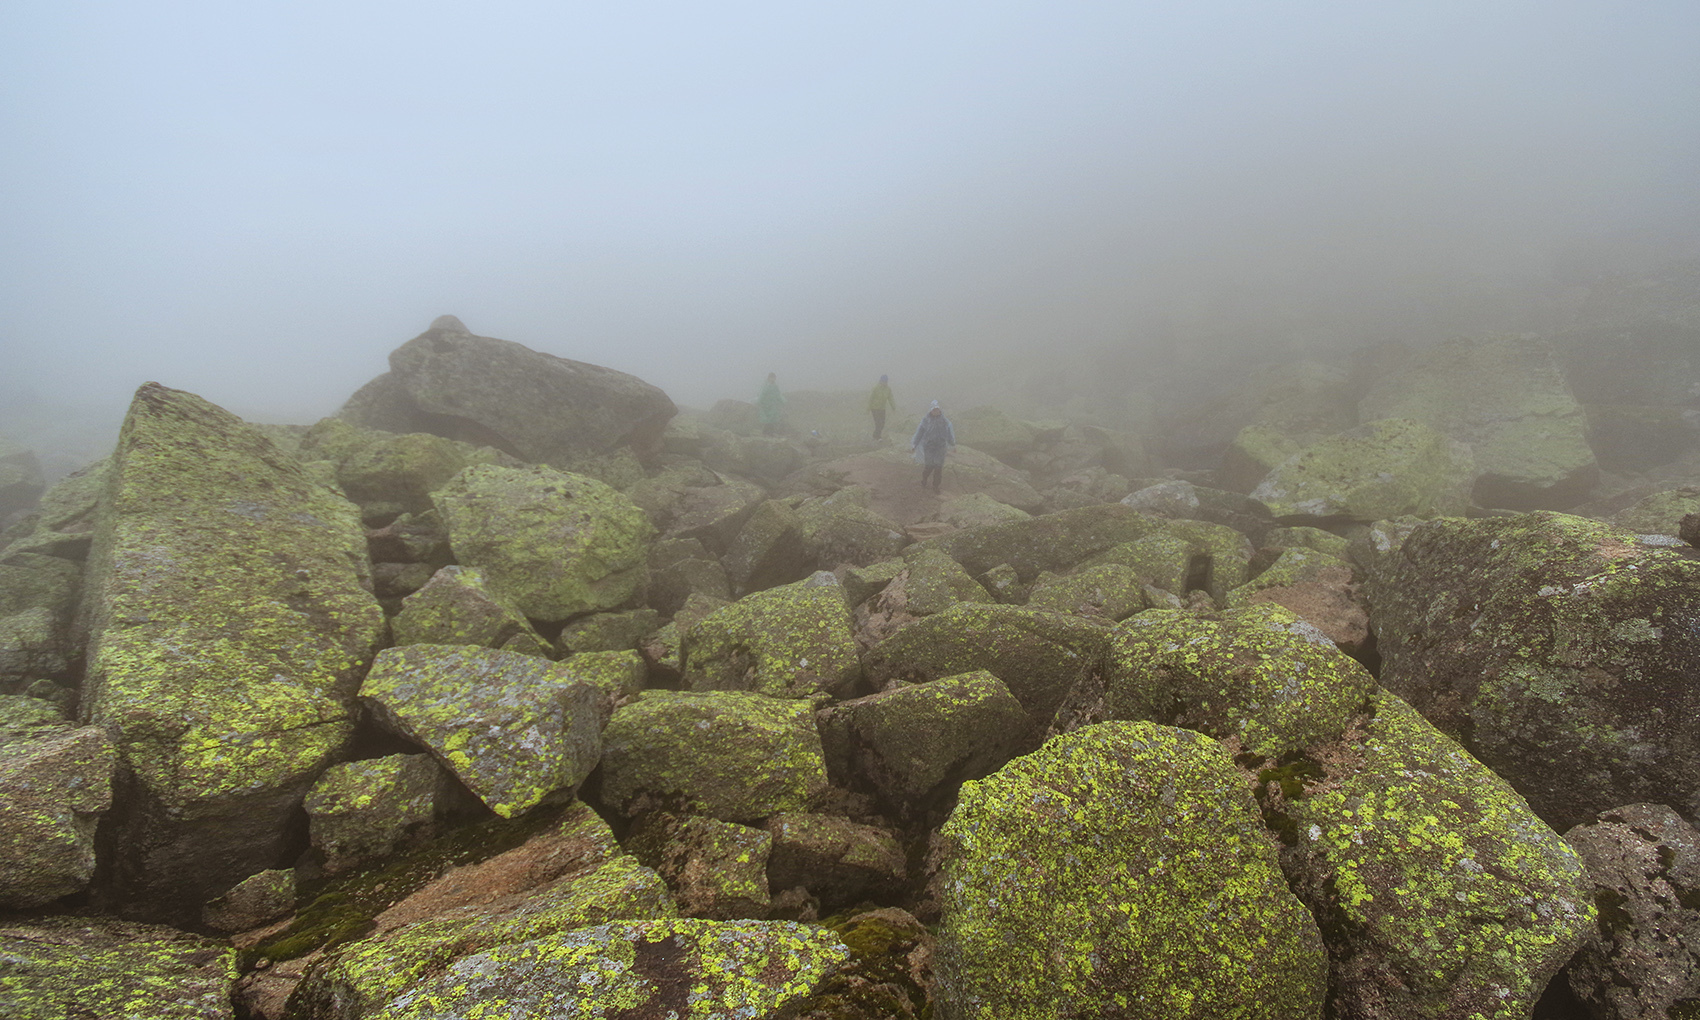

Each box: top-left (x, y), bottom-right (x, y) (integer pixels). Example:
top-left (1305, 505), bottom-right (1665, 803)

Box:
top-left (1, 313), bottom-right (1699, 1018)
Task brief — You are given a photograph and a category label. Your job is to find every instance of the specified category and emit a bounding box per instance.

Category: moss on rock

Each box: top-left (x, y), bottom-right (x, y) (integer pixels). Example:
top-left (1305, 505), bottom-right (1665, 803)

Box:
top-left (391, 566), bottom-right (551, 656)
top-left (682, 579), bottom-right (862, 698)
top-left (1252, 418), bottom-right (1475, 522)
top-left (0, 916), bottom-right (238, 1020)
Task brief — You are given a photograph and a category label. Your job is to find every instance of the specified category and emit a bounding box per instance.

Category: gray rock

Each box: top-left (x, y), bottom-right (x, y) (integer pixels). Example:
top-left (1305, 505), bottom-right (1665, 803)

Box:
top-left (202, 868), bottom-right (294, 934)
top-left (0, 698), bottom-right (114, 908)
top-left (626, 812), bottom-right (773, 919)
top-left (0, 916), bottom-right (237, 1020)
top-left (763, 812), bottom-right (906, 910)
top-left (305, 753), bottom-right (446, 874)
top-left (391, 566), bottom-right (551, 656)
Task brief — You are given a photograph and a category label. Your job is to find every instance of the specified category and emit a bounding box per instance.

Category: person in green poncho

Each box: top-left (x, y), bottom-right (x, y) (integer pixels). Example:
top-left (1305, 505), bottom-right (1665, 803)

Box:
top-left (756, 372), bottom-right (784, 436)
top-left (867, 374), bottom-right (896, 439)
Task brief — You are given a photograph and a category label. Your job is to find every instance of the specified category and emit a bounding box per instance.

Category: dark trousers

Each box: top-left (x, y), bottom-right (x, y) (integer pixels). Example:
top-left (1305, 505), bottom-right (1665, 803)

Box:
top-left (872, 409), bottom-right (886, 439)
top-left (921, 463), bottom-right (942, 490)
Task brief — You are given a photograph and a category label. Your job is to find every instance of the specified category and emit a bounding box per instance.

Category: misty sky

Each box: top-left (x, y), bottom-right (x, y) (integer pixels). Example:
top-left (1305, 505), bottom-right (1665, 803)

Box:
top-left (3, 2), bottom-right (1698, 424)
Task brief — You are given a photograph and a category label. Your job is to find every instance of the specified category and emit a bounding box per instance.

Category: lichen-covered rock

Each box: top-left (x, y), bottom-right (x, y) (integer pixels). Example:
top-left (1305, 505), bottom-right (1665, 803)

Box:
top-left (1563, 803), bottom-right (1700, 1020)
top-left (0, 437), bottom-right (45, 520)
top-left (0, 699), bottom-right (114, 908)
top-left (1024, 563), bottom-right (1148, 621)
top-left (0, 459), bottom-right (104, 560)
top-left (646, 554), bottom-right (733, 617)
top-left (333, 430), bottom-right (502, 520)
top-left (723, 499), bottom-right (812, 595)
top-left (702, 432), bottom-right (808, 484)
top-left (763, 813), bottom-right (906, 910)
top-left (390, 566), bottom-right (551, 656)
top-left (682, 578), bottom-right (861, 698)
top-left (362, 645), bottom-right (605, 818)
top-left (791, 907), bottom-right (936, 1020)
top-left (795, 492), bottom-right (908, 569)
top-left (561, 649), bottom-right (647, 704)
top-left (818, 671), bottom-right (1028, 813)
top-left (1225, 546), bottom-right (1351, 607)
top-left (0, 916), bottom-right (238, 1020)
top-left (935, 721), bottom-right (1326, 1019)
top-left (1252, 418), bottom-right (1475, 523)
top-left (1263, 525), bottom-right (1351, 559)
top-left (1226, 563), bottom-right (1371, 655)
top-left (339, 319), bottom-right (678, 466)
top-left (1610, 485), bottom-right (1700, 537)
top-left (77, 383), bottom-right (386, 918)
top-left (1106, 603), bottom-right (1374, 760)
top-left (839, 559), bottom-right (904, 609)
top-left (854, 549), bottom-right (994, 645)
top-left (918, 503), bottom-right (1163, 582)
top-left (364, 509), bottom-right (453, 567)
top-left (951, 405), bottom-right (1052, 461)
top-left (1120, 479), bottom-right (1276, 544)
top-left (655, 477), bottom-right (768, 553)
top-left (1268, 691), bottom-right (1594, 1020)
top-left (288, 801), bottom-right (677, 1020)
top-left (627, 813), bottom-right (773, 919)
top-left (305, 753), bottom-right (446, 875)
top-left (600, 691), bottom-right (828, 822)
top-left (1142, 517), bottom-right (1256, 604)
top-left (863, 604), bottom-right (1109, 726)
top-left (1220, 422), bottom-right (1307, 492)
top-left (203, 868), bottom-right (295, 934)
top-left (1358, 335), bottom-right (1597, 508)
top-left (366, 918), bottom-right (851, 1020)
top-left (935, 491), bottom-right (1031, 529)
top-left (433, 463), bottom-right (654, 622)
top-left (0, 551), bottom-right (79, 683)
top-left (1371, 512), bottom-right (1700, 829)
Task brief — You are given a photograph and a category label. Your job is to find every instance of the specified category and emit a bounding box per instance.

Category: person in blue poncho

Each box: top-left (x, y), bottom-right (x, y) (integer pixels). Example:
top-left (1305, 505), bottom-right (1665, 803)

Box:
top-left (911, 400), bottom-right (956, 492)
top-left (756, 373), bottom-right (784, 436)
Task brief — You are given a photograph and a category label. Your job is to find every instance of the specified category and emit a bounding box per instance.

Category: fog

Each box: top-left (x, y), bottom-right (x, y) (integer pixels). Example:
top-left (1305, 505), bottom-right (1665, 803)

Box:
top-left (3, 2), bottom-right (1698, 448)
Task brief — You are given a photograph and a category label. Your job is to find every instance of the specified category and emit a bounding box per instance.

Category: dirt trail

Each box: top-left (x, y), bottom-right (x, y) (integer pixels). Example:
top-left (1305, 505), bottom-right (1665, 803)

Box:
top-left (827, 451), bottom-right (963, 530)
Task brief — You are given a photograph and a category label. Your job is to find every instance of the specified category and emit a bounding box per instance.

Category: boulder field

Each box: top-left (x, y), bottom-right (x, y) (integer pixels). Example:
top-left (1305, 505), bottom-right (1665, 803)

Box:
top-left (3, 321), bottom-right (1700, 1019)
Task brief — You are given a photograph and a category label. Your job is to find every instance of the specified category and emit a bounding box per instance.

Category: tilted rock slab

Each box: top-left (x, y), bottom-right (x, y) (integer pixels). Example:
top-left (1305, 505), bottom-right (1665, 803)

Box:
top-left (433, 463), bottom-right (654, 622)
top-left (390, 565), bottom-right (550, 657)
top-left (0, 696), bottom-right (114, 908)
top-left (682, 577), bottom-right (862, 698)
top-left (1251, 417), bottom-right (1474, 523)
top-left (599, 691), bottom-right (828, 822)
top-left (77, 383), bottom-right (386, 918)
top-left (1371, 512), bottom-right (1700, 830)
top-left (1269, 691), bottom-right (1594, 1020)
top-left (304, 753), bottom-right (446, 875)
top-left (0, 916), bottom-right (237, 1020)
top-left (934, 721), bottom-right (1327, 1019)
top-left (340, 318), bottom-right (678, 466)
top-left (362, 645), bottom-right (605, 818)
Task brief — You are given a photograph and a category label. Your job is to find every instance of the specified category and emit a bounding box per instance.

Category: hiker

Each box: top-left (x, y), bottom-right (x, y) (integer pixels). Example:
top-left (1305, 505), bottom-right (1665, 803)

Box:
top-left (911, 400), bottom-right (956, 492)
top-left (756, 372), bottom-right (784, 436)
top-left (867, 374), bottom-right (897, 439)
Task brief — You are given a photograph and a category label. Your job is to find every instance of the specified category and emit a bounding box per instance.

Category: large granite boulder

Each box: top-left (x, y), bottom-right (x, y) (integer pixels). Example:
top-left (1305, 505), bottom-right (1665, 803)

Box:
top-left (794, 490), bottom-right (908, 569)
top-left (1120, 479), bottom-right (1276, 544)
top-left (0, 459), bottom-right (104, 561)
top-left (762, 812), bottom-right (907, 910)
top-left (1106, 603), bottom-right (1375, 760)
top-left (625, 812), bottom-right (773, 920)
top-left (339, 317), bottom-right (678, 466)
top-left (390, 566), bottom-right (551, 656)
top-left (0, 551), bottom-right (80, 685)
top-left (433, 463), bottom-right (653, 622)
top-left (0, 697), bottom-right (114, 907)
top-left (362, 645), bottom-right (606, 818)
top-left (1267, 691), bottom-right (1594, 1020)
top-left (934, 721), bottom-right (1327, 1019)
top-left (917, 503), bottom-right (1164, 582)
top-left (599, 691), bottom-right (829, 822)
top-left (854, 548), bottom-right (994, 645)
top-left (0, 916), bottom-right (238, 1020)
top-left (304, 753), bottom-right (447, 875)
top-left (1371, 512), bottom-right (1700, 830)
top-left (363, 918), bottom-right (850, 1020)
top-left (1609, 485), bottom-right (1700, 537)
top-left (1563, 803), bottom-right (1700, 1019)
top-left (722, 499), bottom-right (812, 595)
top-left (1358, 336), bottom-right (1598, 508)
top-left (682, 577), bottom-right (861, 698)
top-left (77, 383), bottom-right (386, 919)
top-left (1251, 418), bottom-right (1475, 523)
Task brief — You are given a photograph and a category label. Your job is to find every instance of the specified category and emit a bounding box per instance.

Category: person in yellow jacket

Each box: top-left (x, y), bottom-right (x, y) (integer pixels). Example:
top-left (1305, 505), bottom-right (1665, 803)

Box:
top-left (867, 374), bottom-right (897, 439)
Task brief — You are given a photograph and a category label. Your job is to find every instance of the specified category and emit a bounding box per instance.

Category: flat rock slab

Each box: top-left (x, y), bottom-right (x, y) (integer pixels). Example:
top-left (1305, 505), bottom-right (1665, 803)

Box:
top-left (0, 916), bottom-right (237, 1020)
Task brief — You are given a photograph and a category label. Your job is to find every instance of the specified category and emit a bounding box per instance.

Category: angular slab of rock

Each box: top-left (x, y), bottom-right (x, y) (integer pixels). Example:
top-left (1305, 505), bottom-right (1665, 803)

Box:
top-left (763, 812), bottom-right (906, 910)
top-left (434, 464), bottom-right (654, 622)
top-left (626, 812), bottom-right (773, 920)
top-left (1025, 563), bottom-right (1148, 621)
top-left (794, 491), bottom-right (908, 569)
top-left (340, 319), bottom-right (678, 466)
top-left (722, 499), bottom-right (812, 595)
top-left (682, 578), bottom-right (861, 698)
top-left (77, 383), bottom-right (386, 917)
top-left (934, 721), bottom-right (1326, 1018)
top-left (0, 697), bottom-right (114, 908)
top-left (0, 552), bottom-right (80, 682)
top-left (367, 918), bottom-right (851, 1020)
top-left (1371, 512), bottom-right (1700, 829)
top-left (600, 691), bottom-right (828, 822)
top-left (917, 502), bottom-right (1163, 581)
top-left (1563, 803), bottom-right (1700, 1019)
top-left (390, 566), bottom-right (550, 656)
top-left (818, 670), bottom-right (1028, 811)
top-left (1251, 418), bottom-right (1475, 523)
top-left (362, 645), bottom-right (605, 818)
top-left (305, 753), bottom-right (446, 874)
top-left (0, 916), bottom-right (237, 1020)
top-left (1271, 691), bottom-right (1594, 1020)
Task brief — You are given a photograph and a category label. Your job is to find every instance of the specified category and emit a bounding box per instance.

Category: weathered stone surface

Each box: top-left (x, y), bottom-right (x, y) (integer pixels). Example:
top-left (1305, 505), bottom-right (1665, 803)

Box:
top-left (77, 383), bottom-right (385, 918)
top-left (364, 918), bottom-right (850, 1020)
top-left (1225, 546), bottom-right (1352, 607)
top-left (600, 691), bottom-right (828, 822)
top-left (434, 463), bottom-right (653, 622)
top-left (1563, 803), bottom-right (1700, 1020)
top-left (1220, 423), bottom-right (1307, 492)
top-left (627, 813), bottom-right (773, 920)
top-left (556, 607), bottom-right (661, 656)
top-left (854, 549), bottom-right (993, 646)
top-left (1263, 525), bottom-right (1351, 559)
top-left (288, 802), bottom-right (676, 1020)
top-left (390, 566), bottom-right (551, 656)
top-left (1610, 485), bottom-right (1700, 537)
top-left (935, 721), bottom-right (1326, 1019)
top-left (1358, 336), bottom-right (1597, 508)
top-left (701, 432), bottom-right (808, 484)
top-left (1081, 517), bottom-right (1253, 605)
top-left (362, 645), bottom-right (605, 818)
top-left (1371, 512), bottom-right (1700, 830)
top-left (863, 604), bottom-right (1109, 726)
top-left (818, 671), bottom-right (1028, 812)
top-left (936, 491), bottom-right (1031, 530)
top-left (764, 813), bottom-right (906, 910)
top-left (561, 649), bottom-right (648, 704)
top-left (363, 509), bottom-right (452, 567)
top-left (722, 499), bottom-right (812, 595)
top-left (305, 753), bottom-right (445, 875)
top-left (1024, 563), bottom-right (1148, 621)
top-left (1107, 603), bottom-right (1375, 760)
top-left (839, 559), bottom-right (904, 608)
top-left (917, 502), bottom-right (1163, 583)
top-left (1227, 563), bottom-right (1371, 655)
top-left (1121, 479), bottom-right (1276, 544)
top-left (683, 578), bottom-right (861, 698)
top-left (0, 437), bottom-right (45, 520)
top-left (0, 552), bottom-right (80, 683)
top-left (339, 320), bottom-right (678, 466)
top-left (0, 459), bottom-right (104, 561)
top-left (203, 868), bottom-right (294, 934)
top-left (795, 491), bottom-right (908, 569)
top-left (0, 698), bottom-right (113, 908)
top-left (646, 554), bottom-right (733, 617)
top-left (1252, 418), bottom-right (1475, 523)
top-left (1269, 691), bottom-right (1595, 1020)
top-left (332, 429), bottom-right (504, 519)
top-left (0, 916), bottom-right (238, 1020)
